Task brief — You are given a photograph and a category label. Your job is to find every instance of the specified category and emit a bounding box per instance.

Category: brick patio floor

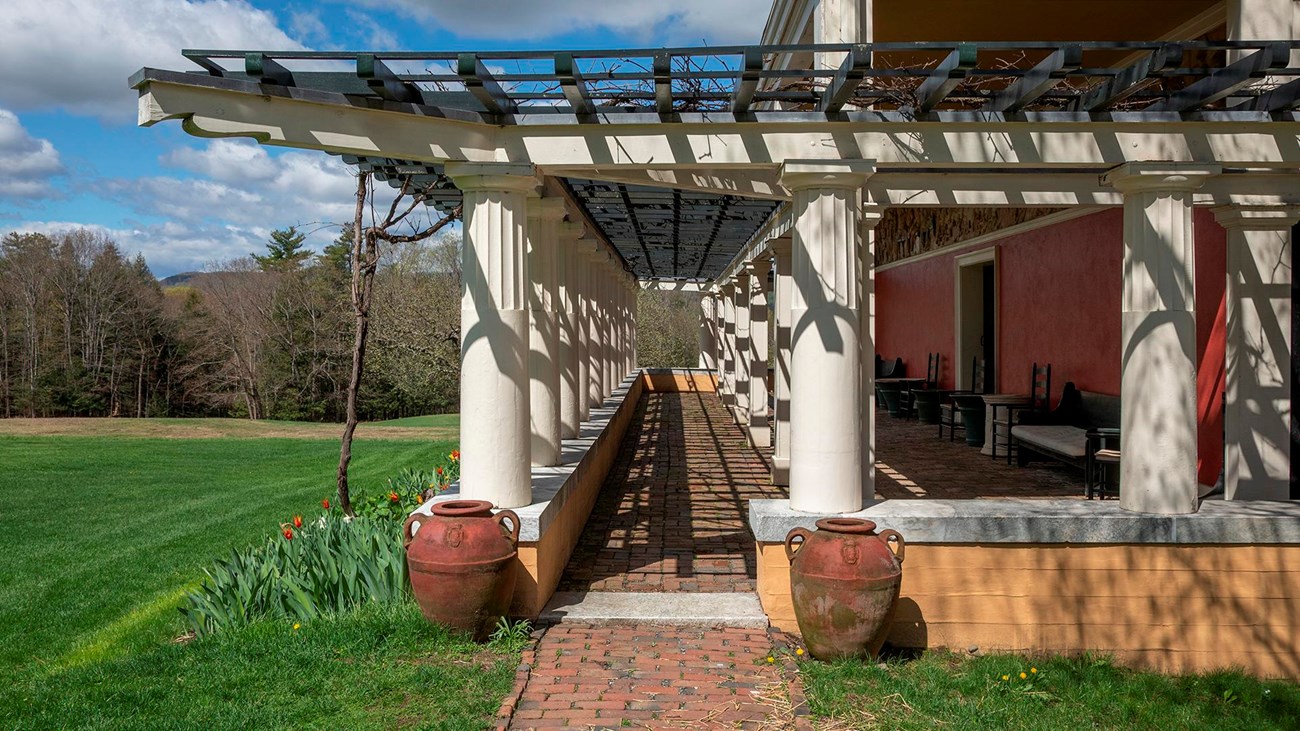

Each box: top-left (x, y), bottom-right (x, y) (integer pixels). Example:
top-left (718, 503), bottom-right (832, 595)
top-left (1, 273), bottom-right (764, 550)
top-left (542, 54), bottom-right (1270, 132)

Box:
top-left (874, 412), bottom-right (1085, 500)
top-left (505, 624), bottom-right (810, 731)
top-left (557, 391), bottom-right (784, 594)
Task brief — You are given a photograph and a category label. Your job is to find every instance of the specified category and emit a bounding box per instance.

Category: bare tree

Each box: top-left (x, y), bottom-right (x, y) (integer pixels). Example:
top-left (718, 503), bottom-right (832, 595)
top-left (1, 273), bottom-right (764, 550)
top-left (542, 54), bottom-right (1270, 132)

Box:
top-left (336, 173), bottom-right (460, 515)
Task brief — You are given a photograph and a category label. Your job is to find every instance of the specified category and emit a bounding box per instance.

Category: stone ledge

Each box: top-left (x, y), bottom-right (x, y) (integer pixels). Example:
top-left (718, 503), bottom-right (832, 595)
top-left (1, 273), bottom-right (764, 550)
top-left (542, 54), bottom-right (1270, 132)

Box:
top-left (540, 591), bottom-right (769, 627)
top-left (749, 497), bottom-right (1300, 545)
top-left (413, 373), bottom-right (639, 542)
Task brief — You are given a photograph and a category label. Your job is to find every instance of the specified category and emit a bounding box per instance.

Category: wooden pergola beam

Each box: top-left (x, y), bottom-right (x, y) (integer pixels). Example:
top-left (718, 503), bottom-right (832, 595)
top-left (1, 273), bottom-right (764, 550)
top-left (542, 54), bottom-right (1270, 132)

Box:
top-left (357, 54), bottom-right (421, 104)
top-left (1148, 42), bottom-right (1291, 112)
top-left (1080, 43), bottom-right (1184, 112)
top-left (245, 53), bottom-right (293, 86)
top-left (820, 45), bottom-right (871, 113)
top-left (556, 52), bottom-right (597, 117)
top-left (916, 44), bottom-right (979, 113)
top-left (653, 53), bottom-right (673, 115)
top-left (1234, 76), bottom-right (1300, 111)
top-left (457, 53), bottom-right (516, 115)
top-left (986, 44), bottom-right (1082, 113)
top-left (730, 49), bottom-right (765, 114)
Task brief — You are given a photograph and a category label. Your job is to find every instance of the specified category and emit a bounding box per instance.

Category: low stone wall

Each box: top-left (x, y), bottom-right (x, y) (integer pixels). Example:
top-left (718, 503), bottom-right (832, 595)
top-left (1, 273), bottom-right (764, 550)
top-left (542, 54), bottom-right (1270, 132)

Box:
top-left (751, 498), bottom-right (1300, 678)
top-left (641, 367), bottom-right (717, 393)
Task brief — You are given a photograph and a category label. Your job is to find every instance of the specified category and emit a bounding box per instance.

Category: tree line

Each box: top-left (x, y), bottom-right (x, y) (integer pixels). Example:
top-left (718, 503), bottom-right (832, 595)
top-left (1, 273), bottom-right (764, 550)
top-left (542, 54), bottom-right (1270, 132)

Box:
top-left (0, 226), bottom-right (462, 421)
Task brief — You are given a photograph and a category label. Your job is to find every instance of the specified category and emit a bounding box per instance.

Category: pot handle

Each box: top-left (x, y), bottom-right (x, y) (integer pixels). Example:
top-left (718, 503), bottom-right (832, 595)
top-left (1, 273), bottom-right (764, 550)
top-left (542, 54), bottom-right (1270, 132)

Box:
top-left (878, 529), bottom-right (905, 564)
top-left (496, 510), bottom-right (521, 547)
top-left (784, 527), bottom-right (813, 563)
top-left (402, 513), bottom-right (423, 550)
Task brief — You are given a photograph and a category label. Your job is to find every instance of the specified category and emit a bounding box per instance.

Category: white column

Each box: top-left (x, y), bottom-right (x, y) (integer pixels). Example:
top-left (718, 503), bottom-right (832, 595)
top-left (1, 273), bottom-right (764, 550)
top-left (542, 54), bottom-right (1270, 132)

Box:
top-left (584, 247), bottom-right (606, 410)
top-left (630, 279), bottom-right (639, 370)
top-left (720, 282), bottom-right (737, 408)
top-left (813, 0), bottom-right (870, 70)
top-left (604, 262), bottom-right (620, 395)
top-left (527, 197), bottom-right (564, 466)
top-left (1102, 163), bottom-right (1220, 515)
top-left (575, 239), bottom-right (591, 423)
top-left (772, 238), bottom-right (793, 485)
top-left (860, 204), bottom-right (884, 502)
top-left (747, 260), bottom-right (772, 448)
top-left (699, 294), bottom-right (719, 371)
top-left (1215, 205), bottom-right (1299, 500)
top-left (781, 160), bottom-right (874, 514)
top-left (557, 219), bottom-right (583, 440)
top-left (733, 274), bottom-right (752, 426)
top-left (446, 162), bottom-right (537, 509)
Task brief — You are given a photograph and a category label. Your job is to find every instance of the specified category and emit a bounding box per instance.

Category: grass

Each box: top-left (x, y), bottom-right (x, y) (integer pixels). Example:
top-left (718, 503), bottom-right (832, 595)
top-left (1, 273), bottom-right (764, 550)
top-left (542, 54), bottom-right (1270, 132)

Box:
top-left (0, 426), bottom-right (511, 729)
top-left (802, 650), bottom-right (1300, 730)
top-left (371, 413), bottom-right (460, 429)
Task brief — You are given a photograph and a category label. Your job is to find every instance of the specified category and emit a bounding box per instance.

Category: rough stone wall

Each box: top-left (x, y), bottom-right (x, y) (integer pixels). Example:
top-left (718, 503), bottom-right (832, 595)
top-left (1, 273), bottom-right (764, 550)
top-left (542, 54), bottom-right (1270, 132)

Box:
top-left (874, 208), bottom-right (1064, 266)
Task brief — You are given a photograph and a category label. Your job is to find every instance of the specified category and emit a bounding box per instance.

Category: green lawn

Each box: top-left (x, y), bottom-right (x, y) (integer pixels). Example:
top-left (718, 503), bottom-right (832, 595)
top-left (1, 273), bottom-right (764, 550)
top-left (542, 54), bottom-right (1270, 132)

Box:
top-left (371, 413), bottom-right (460, 429)
top-left (0, 432), bottom-right (513, 729)
top-left (802, 650), bottom-right (1300, 730)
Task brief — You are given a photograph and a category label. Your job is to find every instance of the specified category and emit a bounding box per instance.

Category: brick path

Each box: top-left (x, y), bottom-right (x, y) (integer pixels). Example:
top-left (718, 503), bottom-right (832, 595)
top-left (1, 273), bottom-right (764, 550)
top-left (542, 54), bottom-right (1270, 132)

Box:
top-left (505, 624), bottom-right (810, 730)
top-left (557, 391), bottom-right (784, 593)
top-left (874, 414), bottom-right (1083, 500)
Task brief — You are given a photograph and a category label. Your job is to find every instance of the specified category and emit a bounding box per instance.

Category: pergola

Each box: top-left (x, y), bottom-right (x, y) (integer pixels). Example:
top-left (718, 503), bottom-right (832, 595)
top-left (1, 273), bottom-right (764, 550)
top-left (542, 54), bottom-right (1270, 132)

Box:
top-left (133, 35), bottom-right (1300, 517)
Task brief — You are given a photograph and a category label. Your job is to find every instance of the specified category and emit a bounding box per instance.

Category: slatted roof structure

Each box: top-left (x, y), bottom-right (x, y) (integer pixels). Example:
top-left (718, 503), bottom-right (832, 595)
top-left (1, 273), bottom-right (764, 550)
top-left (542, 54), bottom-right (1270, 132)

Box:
top-left (137, 40), bottom-right (1300, 281)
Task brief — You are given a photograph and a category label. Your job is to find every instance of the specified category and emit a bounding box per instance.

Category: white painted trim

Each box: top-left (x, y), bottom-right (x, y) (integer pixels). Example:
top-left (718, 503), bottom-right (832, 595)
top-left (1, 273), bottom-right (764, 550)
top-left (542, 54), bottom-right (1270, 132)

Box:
top-left (953, 248), bottom-right (999, 392)
top-left (875, 207), bottom-right (1103, 274)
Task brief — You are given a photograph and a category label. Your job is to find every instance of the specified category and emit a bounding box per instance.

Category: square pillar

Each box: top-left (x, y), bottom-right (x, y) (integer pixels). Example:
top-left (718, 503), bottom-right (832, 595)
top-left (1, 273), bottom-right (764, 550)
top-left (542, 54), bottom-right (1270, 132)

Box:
top-left (700, 293), bottom-right (719, 371)
top-left (720, 282), bottom-right (737, 407)
top-left (583, 246), bottom-right (607, 410)
top-left (733, 274), bottom-right (752, 426)
top-left (772, 237), bottom-right (793, 485)
top-left (557, 219), bottom-right (584, 439)
top-left (1102, 163), bottom-right (1220, 515)
top-left (445, 162), bottom-right (538, 509)
top-left (1214, 205), bottom-right (1300, 500)
top-left (780, 160), bottom-right (875, 514)
top-left (747, 260), bottom-right (772, 448)
top-left (527, 197), bottom-right (565, 466)
top-left (575, 239), bottom-right (591, 423)
top-left (860, 204), bottom-right (884, 502)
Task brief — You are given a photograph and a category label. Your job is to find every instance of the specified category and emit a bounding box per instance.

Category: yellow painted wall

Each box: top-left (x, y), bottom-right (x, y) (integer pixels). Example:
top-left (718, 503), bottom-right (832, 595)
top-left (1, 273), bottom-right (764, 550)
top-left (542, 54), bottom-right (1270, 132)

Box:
top-left (641, 370), bottom-right (717, 393)
top-left (757, 541), bottom-right (1300, 678)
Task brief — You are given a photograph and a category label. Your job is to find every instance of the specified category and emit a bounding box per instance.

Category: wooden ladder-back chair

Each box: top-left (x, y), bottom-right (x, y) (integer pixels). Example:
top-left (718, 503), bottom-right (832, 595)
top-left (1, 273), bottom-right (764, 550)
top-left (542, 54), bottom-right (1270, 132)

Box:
top-left (938, 357), bottom-right (987, 440)
top-left (901, 352), bottom-right (940, 419)
top-left (992, 362), bottom-right (1051, 463)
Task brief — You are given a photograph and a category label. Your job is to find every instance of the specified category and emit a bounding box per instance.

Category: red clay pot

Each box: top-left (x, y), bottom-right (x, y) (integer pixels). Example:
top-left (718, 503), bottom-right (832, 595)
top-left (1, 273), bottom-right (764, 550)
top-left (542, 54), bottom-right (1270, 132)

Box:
top-left (786, 518), bottom-right (905, 660)
top-left (404, 500), bottom-right (519, 641)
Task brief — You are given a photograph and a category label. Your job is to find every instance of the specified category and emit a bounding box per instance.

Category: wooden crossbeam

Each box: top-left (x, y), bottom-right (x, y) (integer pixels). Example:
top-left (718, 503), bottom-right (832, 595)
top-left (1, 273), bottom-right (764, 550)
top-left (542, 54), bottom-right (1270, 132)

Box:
top-left (245, 53), bottom-right (294, 86)
top-left (1232, 76), bottom-right (1300, 111)
top-left (730, 49), bottom-right (765, 114)
top-left (820, 44), bottom-right (872, 113)
top-left (916, 44), bottom-right (979, 113)
top-left (985, 44), bottom-right (1082, 113)
top-left (1147, 42), bottom-right (1291, 112)
top-left (653, 53), bottom-right (673, 115)
top-left (555, 52), bottom-right (598, 117)
top-left (357, 54), bottom-right (422, 103)
top-left (1080, 43), bottom-right (1184, 111)
top-left (457, 53), bottom-right (515, 115)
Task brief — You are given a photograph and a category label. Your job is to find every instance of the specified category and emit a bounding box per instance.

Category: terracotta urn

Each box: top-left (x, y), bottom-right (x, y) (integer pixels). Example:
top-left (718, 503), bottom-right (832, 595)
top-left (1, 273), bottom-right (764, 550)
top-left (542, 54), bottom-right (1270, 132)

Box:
top-left (404, 500), bottom-right (519, 641)
top-left (785, 518), bottom-right (905, 660)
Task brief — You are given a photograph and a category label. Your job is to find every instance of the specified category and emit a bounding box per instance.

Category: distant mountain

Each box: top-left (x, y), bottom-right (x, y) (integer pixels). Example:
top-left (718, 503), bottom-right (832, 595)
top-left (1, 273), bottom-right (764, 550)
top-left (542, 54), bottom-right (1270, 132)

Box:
top-left (160, 272), bottom-right (204, 287)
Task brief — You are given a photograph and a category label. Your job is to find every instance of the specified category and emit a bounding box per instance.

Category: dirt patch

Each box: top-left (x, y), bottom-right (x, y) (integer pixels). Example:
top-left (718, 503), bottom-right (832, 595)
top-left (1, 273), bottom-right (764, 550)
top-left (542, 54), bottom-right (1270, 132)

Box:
top-left (0, 417), bottom-right (454, 442)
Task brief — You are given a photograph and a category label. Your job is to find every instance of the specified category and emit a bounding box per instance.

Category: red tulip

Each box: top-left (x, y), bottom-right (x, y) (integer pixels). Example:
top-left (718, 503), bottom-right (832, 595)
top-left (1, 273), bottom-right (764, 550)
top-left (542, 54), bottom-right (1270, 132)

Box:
top-left (321, 499), bottom-right (331, 510)
top-left (282, 528), bottom-right (294, 540)
top-left (293, 515), bottom-right (303, 528)
top-left (389, 491), bottom-right (400, 503)
top-left (436, 467), bottom-right (444, 476)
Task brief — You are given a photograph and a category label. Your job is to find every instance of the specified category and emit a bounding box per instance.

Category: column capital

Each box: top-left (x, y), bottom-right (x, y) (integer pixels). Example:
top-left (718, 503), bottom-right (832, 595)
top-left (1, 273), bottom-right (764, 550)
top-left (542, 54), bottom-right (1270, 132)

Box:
top-left (780, 159), bottom-right (876, 191)
top-left (444, 162), bottom-right (539, 193)
top-left (1101, 162), bottom-right (1221, 194)
top-left (1212, 204), bottom-right (1300, 230)
top-left (745, 258), bottom-right (772, 278)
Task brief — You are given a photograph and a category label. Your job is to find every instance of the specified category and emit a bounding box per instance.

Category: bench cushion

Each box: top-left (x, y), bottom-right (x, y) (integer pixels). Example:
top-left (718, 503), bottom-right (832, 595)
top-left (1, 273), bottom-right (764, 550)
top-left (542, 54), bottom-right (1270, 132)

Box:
top-left (1011, 424), bottom-right (1087, 459)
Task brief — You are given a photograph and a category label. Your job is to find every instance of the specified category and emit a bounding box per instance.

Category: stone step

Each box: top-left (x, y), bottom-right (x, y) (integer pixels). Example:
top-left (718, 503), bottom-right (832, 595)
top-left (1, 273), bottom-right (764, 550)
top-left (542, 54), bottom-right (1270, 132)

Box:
top-left (540, 591), bottom-right (769, 628)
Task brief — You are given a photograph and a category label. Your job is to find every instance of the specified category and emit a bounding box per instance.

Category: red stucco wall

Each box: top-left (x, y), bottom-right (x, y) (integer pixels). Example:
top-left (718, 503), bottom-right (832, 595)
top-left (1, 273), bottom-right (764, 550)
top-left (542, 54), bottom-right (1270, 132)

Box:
top-left (876, 208), bottom-right (1226, 486)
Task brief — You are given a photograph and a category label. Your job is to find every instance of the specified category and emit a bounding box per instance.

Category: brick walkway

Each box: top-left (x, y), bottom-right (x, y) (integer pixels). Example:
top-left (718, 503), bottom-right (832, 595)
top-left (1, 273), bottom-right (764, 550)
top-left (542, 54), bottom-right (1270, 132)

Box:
top-left (505, 624), bottom-right (810, 730)
top-left (874, 414), bottom-right (1083, 500)
top-left (557, 391), bottom-right (784, 593)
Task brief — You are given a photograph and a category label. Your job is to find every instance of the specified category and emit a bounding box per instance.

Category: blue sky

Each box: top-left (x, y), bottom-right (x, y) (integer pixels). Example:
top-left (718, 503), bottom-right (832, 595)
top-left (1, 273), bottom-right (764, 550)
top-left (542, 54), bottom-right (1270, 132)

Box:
top-left (0, 0), bottom-right (771, 276)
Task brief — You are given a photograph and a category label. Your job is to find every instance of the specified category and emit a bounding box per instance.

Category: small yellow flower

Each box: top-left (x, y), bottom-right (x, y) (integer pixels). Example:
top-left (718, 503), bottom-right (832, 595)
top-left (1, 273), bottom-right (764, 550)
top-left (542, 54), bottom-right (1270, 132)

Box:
top-left (1001, 674), bottom-right (1009, 681)
top-left (766, 656), bottom-right (775, 664)
top-left (1019, 672), bottom-right (1027, 679)
top-left (1030, 667), bottom-right (1038, 674)
top-left (293, 623), bottom-right (301, 631)
top-left (795, 648), bottom-right (804, 656)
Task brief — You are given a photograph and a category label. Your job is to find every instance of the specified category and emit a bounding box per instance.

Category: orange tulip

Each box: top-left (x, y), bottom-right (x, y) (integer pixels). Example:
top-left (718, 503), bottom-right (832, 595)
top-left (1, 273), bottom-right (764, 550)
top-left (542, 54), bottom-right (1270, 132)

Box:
top-left (293, 515), bottom-right (303, 528)
top-left (321, 498), bottom-right (331, 510)
top-left (283, 528), bottom-right (294, 540)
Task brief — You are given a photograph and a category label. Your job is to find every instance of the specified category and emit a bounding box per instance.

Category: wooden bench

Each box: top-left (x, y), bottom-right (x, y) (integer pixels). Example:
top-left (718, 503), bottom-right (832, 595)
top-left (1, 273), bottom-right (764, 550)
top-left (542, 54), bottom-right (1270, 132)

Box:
top-left (1011, 383), bottom-right (1120, 471)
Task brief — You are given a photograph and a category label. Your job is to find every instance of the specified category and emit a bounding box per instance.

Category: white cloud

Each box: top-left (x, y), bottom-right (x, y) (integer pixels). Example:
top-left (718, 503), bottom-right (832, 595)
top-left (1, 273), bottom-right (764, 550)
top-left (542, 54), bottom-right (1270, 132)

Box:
top-left (347, 0), bottom-right (771, 44)
top-left (0, 0), bottom-right (303, 121)
top-left (7, 219), bottom-right (270, 276)
top-left (0, 109), bottom-right (65, 200)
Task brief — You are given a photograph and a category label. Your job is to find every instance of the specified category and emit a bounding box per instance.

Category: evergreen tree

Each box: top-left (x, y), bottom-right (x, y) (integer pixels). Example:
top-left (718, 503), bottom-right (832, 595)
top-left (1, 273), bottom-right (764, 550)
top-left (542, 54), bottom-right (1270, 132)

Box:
top-left (253, 226), bottom-right (311, 271)
top-left (319, 224), bottom-right (354, 275)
